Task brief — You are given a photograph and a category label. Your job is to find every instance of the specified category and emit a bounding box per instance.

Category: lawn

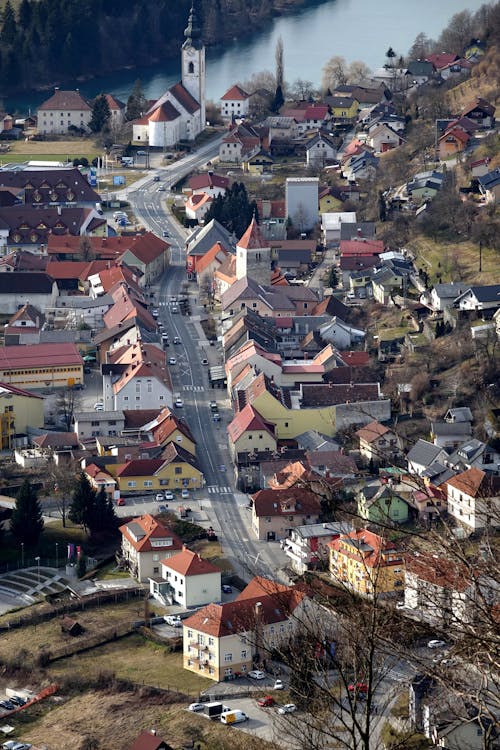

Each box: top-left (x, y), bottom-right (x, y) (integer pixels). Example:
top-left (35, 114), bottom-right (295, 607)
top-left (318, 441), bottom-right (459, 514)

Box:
top-left (0, 519), bottom-right (89, 565)
top-left (49, 634), bottom-right (212, 696)
top-left (410, 237), bottom-right (499, 285)
top-left (190, 538), bottom-right (234, 573)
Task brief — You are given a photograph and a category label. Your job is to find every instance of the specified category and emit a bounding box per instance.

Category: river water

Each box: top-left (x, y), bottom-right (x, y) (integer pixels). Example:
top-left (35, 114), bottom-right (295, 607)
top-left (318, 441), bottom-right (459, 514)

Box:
top-left (9, 0), bottom-right (488, 113)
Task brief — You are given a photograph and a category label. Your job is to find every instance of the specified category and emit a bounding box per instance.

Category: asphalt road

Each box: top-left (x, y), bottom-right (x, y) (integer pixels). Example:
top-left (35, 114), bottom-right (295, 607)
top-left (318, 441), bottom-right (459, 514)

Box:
top-left (125, 147), bottom-right (290, 583)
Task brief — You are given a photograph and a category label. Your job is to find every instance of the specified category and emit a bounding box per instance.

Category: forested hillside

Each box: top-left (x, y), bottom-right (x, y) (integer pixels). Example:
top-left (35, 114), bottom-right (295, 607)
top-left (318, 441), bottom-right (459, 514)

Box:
top-left (0, 0), bottom-right (310, 93)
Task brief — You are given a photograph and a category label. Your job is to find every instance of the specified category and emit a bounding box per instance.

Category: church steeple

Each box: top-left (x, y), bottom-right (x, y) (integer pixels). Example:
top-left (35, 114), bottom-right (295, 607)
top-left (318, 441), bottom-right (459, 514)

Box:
top-left (183, 1), bottom-right (202, 50)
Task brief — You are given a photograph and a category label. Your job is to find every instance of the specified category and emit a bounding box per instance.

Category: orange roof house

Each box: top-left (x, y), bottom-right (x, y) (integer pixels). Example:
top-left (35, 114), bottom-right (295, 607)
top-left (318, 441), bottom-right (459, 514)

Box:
top-left (251, 487), bottom-right (322, 541)
top-left (329, 528), bottom-right (404, 596)
top-left (446, 467), bottom-right (500, 531)
top-left (119, 514), bottom-right (183, 581)
top-left (157, 546), bottom-right (222, 608)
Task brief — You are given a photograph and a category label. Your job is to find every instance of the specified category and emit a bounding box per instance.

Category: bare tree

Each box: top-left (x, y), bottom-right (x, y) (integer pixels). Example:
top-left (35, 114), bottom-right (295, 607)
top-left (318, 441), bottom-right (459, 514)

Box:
top-left (289, 78), bottom-right (317, 101)
top-left (347, 60), bottom-right (372, 84)
top-left (322, 55), bottom-right (348, 92)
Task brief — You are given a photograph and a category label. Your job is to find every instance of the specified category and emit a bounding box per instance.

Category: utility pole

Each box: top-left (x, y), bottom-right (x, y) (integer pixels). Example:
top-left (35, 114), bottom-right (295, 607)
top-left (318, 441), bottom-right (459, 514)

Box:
top-left (479, 240), bottom-right (482, 273)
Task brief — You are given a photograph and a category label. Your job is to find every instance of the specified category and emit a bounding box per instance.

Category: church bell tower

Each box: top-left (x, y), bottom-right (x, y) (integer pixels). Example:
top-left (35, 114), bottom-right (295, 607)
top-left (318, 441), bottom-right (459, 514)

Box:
top-left (181, 1), bottom-right (206, 129)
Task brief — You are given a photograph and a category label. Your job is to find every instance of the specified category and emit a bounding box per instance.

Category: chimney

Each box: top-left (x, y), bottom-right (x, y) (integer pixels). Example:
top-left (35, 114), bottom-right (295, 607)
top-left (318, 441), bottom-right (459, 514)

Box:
top-left (255, 602), bottom-right (263, 616)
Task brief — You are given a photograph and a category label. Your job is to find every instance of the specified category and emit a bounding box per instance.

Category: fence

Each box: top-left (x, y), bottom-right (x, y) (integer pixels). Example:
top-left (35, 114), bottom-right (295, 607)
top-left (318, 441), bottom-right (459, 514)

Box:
top-left (43, 619), bottom-right (137, 663)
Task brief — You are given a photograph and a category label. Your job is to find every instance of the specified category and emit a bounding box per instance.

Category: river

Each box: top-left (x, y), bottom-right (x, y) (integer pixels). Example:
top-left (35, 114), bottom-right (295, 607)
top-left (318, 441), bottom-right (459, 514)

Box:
top-left (8, 0), bottom-right (489, 113)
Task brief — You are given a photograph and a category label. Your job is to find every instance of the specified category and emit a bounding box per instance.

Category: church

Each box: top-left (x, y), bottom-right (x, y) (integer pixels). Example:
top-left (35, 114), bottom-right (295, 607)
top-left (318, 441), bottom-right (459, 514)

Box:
top-left (132, 2), bottom-right (206, 148)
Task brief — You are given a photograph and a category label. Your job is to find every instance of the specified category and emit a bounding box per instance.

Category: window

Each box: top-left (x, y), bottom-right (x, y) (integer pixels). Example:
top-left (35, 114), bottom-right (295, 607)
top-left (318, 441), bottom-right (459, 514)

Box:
top-left (208, 637), bottom-right (214, 646)
top-left (175, 467), bottom-right (182, 475)
top-left (187, 630), bottom-right (193, 638)
top-left (144, 480), bottom-right (153, 488)
top-left (241, 649), bottom-right (247, 658)
top-left (153, 566), bottom-right (159, 574)
top-left (127, 481), bottom-right (137, 488)
top-left (224, 653), bottom-right (232, 662)
top-left (153, 554), bottom-right (159, 562)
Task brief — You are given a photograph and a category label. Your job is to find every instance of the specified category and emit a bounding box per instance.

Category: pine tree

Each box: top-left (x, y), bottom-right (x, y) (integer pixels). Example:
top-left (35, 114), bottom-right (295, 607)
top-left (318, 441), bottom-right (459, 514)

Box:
top-left (1, 0), bottom-right (17, 45)
top-left (69, 472), bottom-right (96, 532)
top-left (272, 84), bottom-right (284, 113)
top-left (10, 479), bottom-right (44, 547)
top-left (125, 79), bottom-right (147, 121)
top-left (89, 94), bottom-right (111, 133)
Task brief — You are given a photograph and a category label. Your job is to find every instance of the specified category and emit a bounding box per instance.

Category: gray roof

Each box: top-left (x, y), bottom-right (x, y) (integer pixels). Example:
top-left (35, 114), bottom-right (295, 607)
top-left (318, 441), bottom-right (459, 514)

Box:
top-left (445, 407), bottom-right (473, 423)
top-left (407, 439), bottom-right (444, 467)
top-left (339, 222), bottom-right (376, 240)
top-left (295, 430), bottom-right (340, 453)
top-left (433, 283), bottom-right (468, 299)
top-left (186, 218), bottom-right (235, 256)
top-left (56, 293), bottom-right (113, 309)
top-left (478, 168), bottom-right (500, 190)
top-left (448, 439), bottom-right (486, 465)
top-left (291, 522), bottom-right (353, 540)
top-left (74, 410), bottom-right (125, 421)
top-left (458, 285), bottom-right (500, 303)
top-left (431, 421), bottom-right (472, 437)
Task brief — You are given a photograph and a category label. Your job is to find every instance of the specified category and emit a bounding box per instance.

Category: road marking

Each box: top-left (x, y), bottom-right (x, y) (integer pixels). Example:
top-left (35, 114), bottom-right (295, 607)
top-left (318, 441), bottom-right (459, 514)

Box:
top-left (207, 486), bottom-right (231, 494)
top-left (182, 385), bottom-right (205, 392)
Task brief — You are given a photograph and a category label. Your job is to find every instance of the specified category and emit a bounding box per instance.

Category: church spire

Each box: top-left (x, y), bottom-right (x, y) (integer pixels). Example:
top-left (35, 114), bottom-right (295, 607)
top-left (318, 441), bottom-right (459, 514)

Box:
top-left (183, 1), bottom-right (202, 50)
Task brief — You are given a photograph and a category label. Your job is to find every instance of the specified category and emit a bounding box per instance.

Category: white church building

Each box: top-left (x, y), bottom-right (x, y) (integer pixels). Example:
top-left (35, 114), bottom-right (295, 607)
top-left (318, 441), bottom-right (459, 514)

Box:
top-left (133, 2), bottom-right (206, 148)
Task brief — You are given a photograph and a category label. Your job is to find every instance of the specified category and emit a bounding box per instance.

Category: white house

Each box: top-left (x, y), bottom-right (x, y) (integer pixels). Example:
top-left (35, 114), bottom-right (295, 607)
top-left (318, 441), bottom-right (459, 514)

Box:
top-left (367, 123), bottom-right (405, 153)
top-left (102, 342), bottom-right (173, 412)
top-left (37, 89), bottom-right (92, 135)
top-left (319, 316), bottom-right (365, 349)
top-left (305, 132), bottom-right (337, 168)
top-left (446, 467), bottom-right (500, 531)
top-left (152, 547), bottom-right (221, 608)
top-left (321, 211), bottom-right (357, 245)
top-left (282, 522), bottom-right (353, 574)
top-left (220, 84), bottom-right (250, 120)
top-left (119, 514), bottom-right (183, 582)
top-left (454, 284), bottom-right (500, 312)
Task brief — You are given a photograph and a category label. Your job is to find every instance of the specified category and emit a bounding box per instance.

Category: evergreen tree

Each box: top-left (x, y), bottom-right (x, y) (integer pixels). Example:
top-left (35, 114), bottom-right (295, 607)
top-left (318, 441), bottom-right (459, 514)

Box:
top-left (89, 93), bottom-right (111, 133)
top-left (10, 479), bottom-right (44, 547)
top-left (17, 0), bottom-right (32, 30)
top-left (272, 84), bottom-right (284, 113)
top-left (1, 0), bottom-right (17, 44)
top-left (69, 472), bottom-right (96, 532)
top-left (126, 79), bottom-right (147, 121)
top-left (378, 191), bottom-right (387, 222)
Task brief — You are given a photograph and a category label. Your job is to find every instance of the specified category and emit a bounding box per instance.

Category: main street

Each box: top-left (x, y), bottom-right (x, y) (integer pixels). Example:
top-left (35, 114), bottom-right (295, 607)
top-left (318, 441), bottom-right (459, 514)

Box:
top-left (125, 141), bottom-right (290, 583)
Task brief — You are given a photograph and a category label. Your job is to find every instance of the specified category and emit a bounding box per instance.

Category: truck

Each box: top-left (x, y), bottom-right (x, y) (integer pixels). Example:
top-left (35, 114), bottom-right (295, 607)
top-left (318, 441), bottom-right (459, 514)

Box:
top-left (220, 710), bottom-right (248, 724)
top-left (204, 702), bottom-right (230, 720)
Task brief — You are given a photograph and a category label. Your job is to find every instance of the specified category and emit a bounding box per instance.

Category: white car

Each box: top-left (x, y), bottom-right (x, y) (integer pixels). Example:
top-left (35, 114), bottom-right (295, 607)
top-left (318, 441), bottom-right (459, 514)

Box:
top-left (174, 398), bottom-right (184, 408)
top-left (188, 702), bottom-right (205, 712)
top-left (164, 491), bottom-right (174, 501)
top-left (277, 704), bottom-right (296, 714)
top-left (168, 357), bottom-right (176, 365)
top-left (164, 615), bottom-right (182, 627)
top-left (93, 401), bottom-right (104, 411)
top-left (248, 670), bottom-right (265, 680)
top-left (181, 488), bottom-right (189, 499)
top-left (428, 639), bottom-right (446, 649)
top-left (155, 493), bottom-right (164, 502)
top-left (274, 679), bottom-right (284, 690)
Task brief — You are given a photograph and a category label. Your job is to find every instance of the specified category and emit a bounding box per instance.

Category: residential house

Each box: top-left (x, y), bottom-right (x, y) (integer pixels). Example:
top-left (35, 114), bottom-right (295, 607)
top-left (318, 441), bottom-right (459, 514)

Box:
top-left (145, 407), bottom-right (197, 456)
top-left (318, 317), bottom-right (365, 349)
top-left (446, 438), bottom-right (500, 475)
top-left (185, 218), bottom-right (235, 277)
top-left (324, 95), bottom-right (359, 122)
top-left (104, 94), bottom-right (126, 128)
top-left (184, 192), bottom-right (213, 223)
top-left (454, 284), bottom-right (500, 313)
top-left (84, 463), bottom-right (117, 497)
top-left (102, 341), bottom-right (173, 411)
top-left (446, 467), bottom-right (500, 530)
top-left (0, 382), bottom-right (44, 448)
top-left (425, 52), bottom-right (459, 73)
top-left (406, 170), bottom-right (444, 203)
top-left (113, 443), bottom-right (204, 495)
top-left (404, 552), bottom-right (473, 626)
top-left (430, 421), bottom-right (472, 449)
top-left (0, 272), bottom-right (58, 315)
top-left (470, 157), bottom-right (491, 178)
top-left (460, 97), bottom-right (496, 129)
top-left (117, 233), bottom-right (170, 285)
top-left (127, 729), bottom-right (173, 750)
top-left (187, 171), bottom-right (230, 199)
top-left (219, 123), bottom-right (260, 163)
top-left (407, 439), bottom-right (448, 476)
top-left (221, 276), bottom-right (318, 321)
top-left (0, 167), bottom-right (100, 209)
top-left (256, 199), bottom-right (287, 241)
top-left (251, 486), bottom-right (322, 541)
top-left (73, 410), bottom-right (125, 440)
top-left (477, 168), bottom-right (500, 204)
top-left (264, 116), bottom-right (299, 143)
top-left (182, 576), bottom-right (307, 681)
top-left (119, 514), bottom-right (183, 581)
top-left (227, 403), bottom-right (277, 461)
top-left (339, 222), bottom-right (376, 241)
top-left (445, 407), bottom-right (473, 424)
top-left (321, 212), bottom-right (357, 245)
top-left (329, 528), bottom-right (404, 597)
top-left (424, 710), bottom-right (499, 750)
top-left (342, 151), bottom-right (379, 182)
top-left (0, 342), bottom-right (83, 391)
top-left (405, 60), bottom-right (436, 85)
top-left (243, 150), bottom-right (274, 175)
top-left (438, 127), bottom-right (470, 159)
top-left (3, 303), bottom-right (44, 346)
top-left (151, 546), bottom-right (221, 608)
top-left (37, 89), bottom-right (92, 134)
top-left (305, 449), bottom-right (358, 480)
top-left (357, 482), bottom-right (409, 526)
top-left (305, 131), bottom-right (337, 168)
top-left (219, 84), bottom-right (250, 120)
top-left (371, 264), bottom-right (409, 304)
top-left (420, 282), bottom-right (468, 312)
top-left (282, 521), bottom-right (353, 574)
top-left (409, 485), bottom-right (447, 523)
top-left (367, 123), bottom-right (405, 153)
top-left (356, 421), bottom-right (401, 467)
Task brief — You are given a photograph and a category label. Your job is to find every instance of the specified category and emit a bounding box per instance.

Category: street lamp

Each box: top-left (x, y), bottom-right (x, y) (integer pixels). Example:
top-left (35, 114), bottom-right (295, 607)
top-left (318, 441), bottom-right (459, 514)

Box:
top-left (21, 542), bottom-right (24, 568)
top-left (55, 542), bottom-right (59, 569)
top-left (35, 556), bottom-right (40, 585)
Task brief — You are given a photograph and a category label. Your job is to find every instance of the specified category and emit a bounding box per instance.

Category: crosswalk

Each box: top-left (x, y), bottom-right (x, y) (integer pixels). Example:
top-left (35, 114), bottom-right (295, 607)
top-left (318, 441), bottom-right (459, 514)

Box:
top-left (207, 486), bottom-right (232, 494)
top-left (182, 385), bottom-right (205, 392)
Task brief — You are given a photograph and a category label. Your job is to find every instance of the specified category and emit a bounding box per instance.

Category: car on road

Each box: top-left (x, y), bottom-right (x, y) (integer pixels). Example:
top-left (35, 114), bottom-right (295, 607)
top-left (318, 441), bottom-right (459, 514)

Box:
top-left (174, 398), bottom-right (184, 408)
top-left (164, 490), bottom-right (174, 501)
top-left (277, 704), bottom-right (296, 714)
top-left (94, 401), bottom-right (104, 411)
top-left (168, 357), bottom-right (176, 365)
top-left (188, 702), bottom-right (205, 712)
top-left (158, 185), bottom-right (166, 191)
top-left (9, 696), bottom-right (26, 706)
top-left (212, 412), bottom-right (221, 422)
top-left (257, 695), bottom-right (275, 707)
top-left (72, 382), bottom-right (84, 390)
top-left (428, 639), bottom-right (446, 649)
top-left (116, 498), bottom-right (126, 506)
top-left (171, 305), bottom-right (179, 313)
top-left (162, 230), bottom-right (170, 237)
top-left (152, 309), bottom-right (159, 318)
top-left (201, 358), bottom-right (209, 365)
top-left (153, 175), bottom-right (160, 182)
top-left (222, 584), bottom-right (232, 594)
top-left (173, 336), bottom-right (181, 344)
top-left (164, 615), bottom-right (182, 627)
top-left (157, 504), bottom-right (168, 513)
top-left (210, 400), bottom-right (218, 411)
top-left (84, 366), bottom-right (92, 374)
top-left (181, 488), bottom-right (189, 499)
top-left (156, 493), bottom-right (165, 502)
top-left (274, 679), bottom-right (284, 690)
top-left (248, 670), bottom-right (265, 680)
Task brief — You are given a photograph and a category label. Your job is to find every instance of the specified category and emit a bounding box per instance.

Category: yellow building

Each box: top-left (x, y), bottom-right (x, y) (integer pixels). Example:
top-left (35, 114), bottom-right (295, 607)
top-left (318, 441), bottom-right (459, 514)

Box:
top-left (227, 403), bottom-right (277, 461)
top-left (328, 96), bottom-right (359, 120)
top-left (328, 529), bottom-right (404, 597)
top-left (0, 343), bottom-right (83, 391)
top-left (182, 576), bottom-right (307, 681)
top-left (319, 188), bottom-right (343, 214)
top-left (0, 382), bottom-right (44, 448)
top-left (111, 443), bottom-right (204, 494)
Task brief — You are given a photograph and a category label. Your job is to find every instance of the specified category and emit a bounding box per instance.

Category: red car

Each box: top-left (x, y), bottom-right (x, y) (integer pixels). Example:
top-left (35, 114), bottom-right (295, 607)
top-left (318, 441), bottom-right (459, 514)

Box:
top-left (348, 682), bottom-right (368, 695)
top-left (116, 498), bottom-right (126, 506)
top-left (257, 695), bottom-right (275, 707)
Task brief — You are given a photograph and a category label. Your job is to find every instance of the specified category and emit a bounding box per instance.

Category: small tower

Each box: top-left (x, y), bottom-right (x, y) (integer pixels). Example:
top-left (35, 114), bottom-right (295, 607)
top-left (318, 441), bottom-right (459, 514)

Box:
top-left (235, 216), bottom-right (271, 287)
top-left (181, 1), bottom-right (206, 130)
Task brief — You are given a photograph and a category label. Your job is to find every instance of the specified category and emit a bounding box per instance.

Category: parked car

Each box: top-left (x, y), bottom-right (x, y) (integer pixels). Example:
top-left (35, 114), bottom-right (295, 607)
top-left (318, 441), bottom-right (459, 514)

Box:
top-left (8, 696), bottom-right (26, 706)
top-left (222, 584), bottom-right (232, 594)
top-left (274, 679), bottom-right (284, 690)
top-left (277, 704), bottom-right (297, 714)
top-left (188, 702), bottom-right (205, 712)
top-left (162, 230), bottom-right (170, 237)
top-left (210, 400), bottom-right (218, 411)
top-left (174, 398), bottom-right (184, 408)
top-left (152, 309), bottom-right (159, 318)
top-left (116, 498), bottom-right (126, 506)
top-left (181, 488), bottom-right (189, 499)
top-left (257, 695), bottom-right (275, 707)
top-left (171, 305), bottom-right (179, 314)
top-left (157, 504), bottom-right (168, 513)
top-left (173, 336), bottom-right (181, 344)
top-left (248, 670), bottom-right (265, 680)
top-left (155, 493), bottom-right (164, 502)
top-left (428, 639), bottom-right (446, 649)
top-left (348, 682), bottom-right (368, 695)
top-left (201, 358), bottom-right (209, 365)
top-left (164, 490), bottom-right (174, 501)
top-left (164, 615), bottom-right (182, 627)
top-left (212, 412), bottom-right (221, 422)
top-left (0, 700), bottom-right (15, 710)
top-left (168, 357), bottom-right (177, 365)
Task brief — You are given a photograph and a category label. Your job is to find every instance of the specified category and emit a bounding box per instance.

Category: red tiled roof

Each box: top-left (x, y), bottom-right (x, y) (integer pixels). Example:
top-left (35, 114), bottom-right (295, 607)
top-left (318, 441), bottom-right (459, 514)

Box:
top-left (195, 241), bottom-right (229, 275)
top-left (0, 343), bottom-right (82, 370)
top-left (237, 216), bottom-right (268, 250)
top-left (446, 467), bottom-right (488, 498)
top-left (425, 53), bottom-right (459, 70)
top-left (149, 102), bottom-right (181, 122)
top-left (303, 105), bottom-right (329, 120)
top-left (227, 403), bottom-right (276, 443)
top-left (169, 82), bottom-right (200, 115)
top-left (188, 172), bottom-right (230, 191)
top-left (252, 487), bottom-right (321, 518)
top-left (329, 528), bottom-right (401, 569)
top-left (340, 238), bottom-right (384, 256)
top-left (356, 421), bottom-right (391, 443)
top-left (338, 351), bottom-right (371, 367)
top-left (162, 547), bottom-right (220, 576)
top-left (405, 552), bottom-right (470, 592)
top-left (127, 730), bottom-right (172, 750)
top-left (221, 84), bottom-right (249, 101)
top-left (119, 513), bottom-right (183, 553)
top-left (440, 127), bottom-right (470, 144)
top-left (104, 93), bottom-right (125, 111)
